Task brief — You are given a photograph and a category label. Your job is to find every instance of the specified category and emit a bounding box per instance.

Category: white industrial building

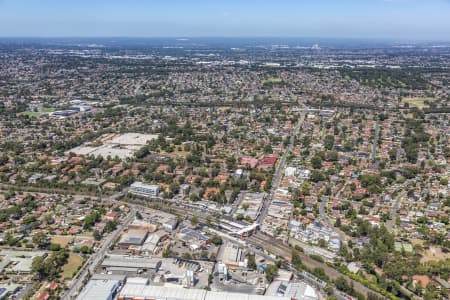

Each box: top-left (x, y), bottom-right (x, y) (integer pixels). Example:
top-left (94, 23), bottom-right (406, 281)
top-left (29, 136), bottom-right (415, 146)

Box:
top-left (130, 182), bottom-right (160, 198)
top-left (117, 284), bottom-right (291, 300)
top-left (285, 166), bottom-right (297, 177)
top-left (68, 133), bottom-right (158, 160)
top-left (68, 105), bottom-right (92, 112)
top-left (76, 279), bottom-right (121, 300)
top-left (266, 281), bottom-right (319, 300)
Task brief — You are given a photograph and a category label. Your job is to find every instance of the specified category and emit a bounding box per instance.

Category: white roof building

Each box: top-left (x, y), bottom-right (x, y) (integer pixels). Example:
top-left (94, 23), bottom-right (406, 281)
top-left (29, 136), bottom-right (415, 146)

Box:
top-left (76, 279), bottom-right (121, 300)
top-left (266, 281), bottom-right (319, 300)
top-left (118, 284), bottom-right (291, 300)
top-left (285, 166), bottom-right (297, 177)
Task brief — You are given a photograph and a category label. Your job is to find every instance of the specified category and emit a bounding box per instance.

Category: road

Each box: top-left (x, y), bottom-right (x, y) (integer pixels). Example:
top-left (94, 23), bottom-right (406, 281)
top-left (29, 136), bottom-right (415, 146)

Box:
top-left (371, 116), bottom-right (380, 161)
top-left (318, 185), bottom-right (353, 242)
top-left (258, 112), bottom-right (304, 224)
top-left (318, 196), bottom-right (332, 228)
top-left (39, 187), bottom-right (389, 300)
top-left (129, 198), bottom-right (387, 299)
top-left (0, 186), bottom-right (131, 299)
top-left (62, 206), bottom-right (135, 300)
top-left (2, 152), bottom-right (388, 299)
top-left (386, 192), bottom-right (405, 233)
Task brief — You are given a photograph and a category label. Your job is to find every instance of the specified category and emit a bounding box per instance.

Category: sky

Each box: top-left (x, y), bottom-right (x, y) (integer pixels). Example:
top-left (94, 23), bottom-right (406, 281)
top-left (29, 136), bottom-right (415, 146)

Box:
top-left (0, 0), bottom-right (449, 41)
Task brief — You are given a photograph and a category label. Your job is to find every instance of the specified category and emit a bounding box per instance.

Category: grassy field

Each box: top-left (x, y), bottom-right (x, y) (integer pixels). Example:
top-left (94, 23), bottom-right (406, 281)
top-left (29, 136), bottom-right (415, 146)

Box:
top-left (61, 254), bottom-right (84, 279)
top-left (19, 108), bottom-right (56, 117)
top-left (159, 143), bottom-right (193, 159)
top-left (262, 78), bottom-right (283, 85)
top-left (402, 97), bottom-right (436, 109)
top-left (50, 235), bottom-right (74, 248)
top-left (420, 246), bottom-right (450, 263)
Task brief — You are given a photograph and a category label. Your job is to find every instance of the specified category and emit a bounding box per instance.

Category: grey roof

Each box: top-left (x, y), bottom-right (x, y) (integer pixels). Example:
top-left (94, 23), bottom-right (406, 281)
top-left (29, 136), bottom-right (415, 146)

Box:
top-left (91, 273), bottom-right (127, 281)
top-left (102, 256), bottom-right (161, 270)
top-left (76, 279), bottom-right (120, 300)
top-left (119, 283), bottom-right (292, 300)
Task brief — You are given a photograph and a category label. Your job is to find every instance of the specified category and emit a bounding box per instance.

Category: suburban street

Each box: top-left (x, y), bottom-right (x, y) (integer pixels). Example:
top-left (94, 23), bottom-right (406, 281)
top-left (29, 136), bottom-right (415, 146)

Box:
top-left (318, 186), bottom-right (352, 242)
top-left (258, 112), bottom-right (305, 224)
top-left (63, 207), bottom-right (135, 300)
top-left (387, 191), bottom-right (406, 233)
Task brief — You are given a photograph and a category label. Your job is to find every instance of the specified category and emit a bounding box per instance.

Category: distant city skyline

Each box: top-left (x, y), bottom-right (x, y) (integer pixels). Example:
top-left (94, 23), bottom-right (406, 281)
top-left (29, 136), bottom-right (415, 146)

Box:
top-left (1, 0), bottom-right (450, 41)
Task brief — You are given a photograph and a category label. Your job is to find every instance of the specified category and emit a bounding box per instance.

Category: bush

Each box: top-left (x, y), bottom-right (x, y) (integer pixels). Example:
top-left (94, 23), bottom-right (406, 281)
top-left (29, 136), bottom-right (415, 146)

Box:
top-left (49, 243), bottom-right (61, 251)
top-left (211, 235), bottom-right (223, 245)
top-left (309, 254), bottom-right (324, 263)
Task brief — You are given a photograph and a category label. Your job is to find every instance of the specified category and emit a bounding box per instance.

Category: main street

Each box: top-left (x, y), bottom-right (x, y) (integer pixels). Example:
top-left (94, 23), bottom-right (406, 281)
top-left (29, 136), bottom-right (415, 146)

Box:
top-left (11, 183), bottom-right (389, 300)
top-left (318, 185), bottom-right (351, 242)
top-left (62, 206), bottom-right (135, 300)
top-left (0, 135), bottom-right (396, 300)
top-left (258, 112), bottom-right (305, 224)
top-left (127, 198), bottom-right (387, 299)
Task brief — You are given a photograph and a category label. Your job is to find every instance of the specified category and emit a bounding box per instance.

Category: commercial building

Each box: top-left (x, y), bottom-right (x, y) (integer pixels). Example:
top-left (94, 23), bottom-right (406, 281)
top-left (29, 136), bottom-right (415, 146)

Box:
top-left (76, 279), bottom-right (121, 300)
top-left (130, 182), bottom-right (160, 198)
top-left (101, 255), bottom-right (161, 275)
top-left (117, 229), bottom-right (149, 250)
top-left (117, 283), bottom-right (291, 300)
top-left (68, 133), bottom-right (158, 160)
top-left (234, 192), bottom-right (265, 221)
top-left (217, 242), bottom-right (247, 268)
top-left (68, 105), bottom-right (92, 112)
top-left (266, 281), bottom-right (319, 300)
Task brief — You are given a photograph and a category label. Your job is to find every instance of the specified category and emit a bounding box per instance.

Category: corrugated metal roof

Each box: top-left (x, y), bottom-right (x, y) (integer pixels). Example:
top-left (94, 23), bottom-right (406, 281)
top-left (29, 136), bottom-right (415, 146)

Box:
top-left (120, 285), bottom-right (207, 300)
top-left (76, 279), bottom-right (120, 300)
top-left (119, 284), bottom-right (292, 300)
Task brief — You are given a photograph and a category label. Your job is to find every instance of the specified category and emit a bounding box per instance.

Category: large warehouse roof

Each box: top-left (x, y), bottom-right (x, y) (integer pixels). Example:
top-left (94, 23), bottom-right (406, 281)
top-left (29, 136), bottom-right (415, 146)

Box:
top-left (76, 279), bottom-right (120, 300)
top-left (118, 283), bottom-right (291, 300)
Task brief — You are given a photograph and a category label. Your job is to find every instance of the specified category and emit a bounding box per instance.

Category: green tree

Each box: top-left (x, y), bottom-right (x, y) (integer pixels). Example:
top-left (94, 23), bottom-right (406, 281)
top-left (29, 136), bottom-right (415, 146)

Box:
top-left (263, 144), bottom-right (273, 154)
top-left (191, 216), bottom-right (199, 226)
top-left (324, 135), bottom-right (335, 150)
top-left (211, 235), bottom-right (223, 245)
top-left (80, 245), bottom-right (93, 254)
top-left (33, 232), bottom-right (50, 249)
top-left (190, 193), bottom-right (200, 202)
top-left (311, 155), bottom-right (322, 169)
top-left (265, 264), bottom-right (279, 282)
top-left (310, 170), bottom-right (325, 182)
top-left (104, 220), bottom-right (117, 233)
top-left (247, 255), bottom-right (257, 270)
top-left (49, 243), bottom-right (61, 251)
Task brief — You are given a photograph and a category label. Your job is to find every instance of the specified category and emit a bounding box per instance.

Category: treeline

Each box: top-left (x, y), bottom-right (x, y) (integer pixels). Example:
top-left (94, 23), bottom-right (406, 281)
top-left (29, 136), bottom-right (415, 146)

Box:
top-left (306, 99), bottom-right (380, 111)
top-left (120, 96), bottom-right (296, 108)
top-left (401, 118), bottom-right (430, 163)
top-left (423, 107), bottom-right (450, 114)
top-left (339, 68), bottom-right (431, 90)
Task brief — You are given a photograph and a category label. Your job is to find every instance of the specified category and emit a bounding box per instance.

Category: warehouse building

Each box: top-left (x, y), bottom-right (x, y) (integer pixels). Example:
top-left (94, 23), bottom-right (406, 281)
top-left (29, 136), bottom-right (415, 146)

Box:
top-left (117, 229), bottom-right (149, 250)
top-left (76, 279), bottom-right (121, 300)
top-left (101, 255), bottom-right (161, 275)
top-left (117, 284), bottom-right (291, 300)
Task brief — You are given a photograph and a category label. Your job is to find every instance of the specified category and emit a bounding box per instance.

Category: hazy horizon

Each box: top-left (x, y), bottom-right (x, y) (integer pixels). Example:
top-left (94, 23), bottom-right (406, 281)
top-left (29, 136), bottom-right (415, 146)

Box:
top-left (1, 0), bottom-right (450, 41)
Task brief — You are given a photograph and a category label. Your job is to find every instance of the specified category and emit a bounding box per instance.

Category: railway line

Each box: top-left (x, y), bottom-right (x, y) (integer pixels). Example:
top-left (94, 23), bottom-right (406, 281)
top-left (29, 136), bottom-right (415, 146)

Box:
top-left (0, 185), bottom-right (388, 299)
